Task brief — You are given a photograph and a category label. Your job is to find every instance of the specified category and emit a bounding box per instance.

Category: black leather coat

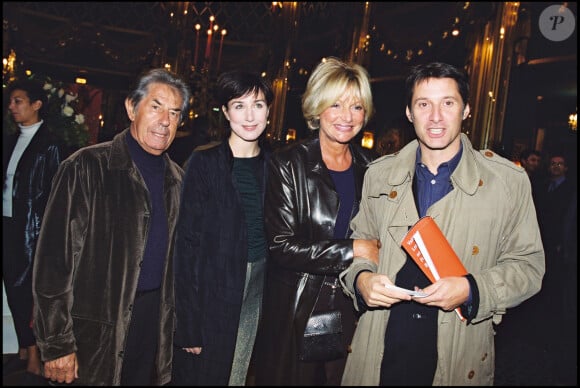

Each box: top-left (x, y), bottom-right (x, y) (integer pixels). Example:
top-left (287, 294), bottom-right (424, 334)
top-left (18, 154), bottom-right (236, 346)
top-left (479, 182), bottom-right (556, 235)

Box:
top-left (2, 123), bottom-right (63, 286)
top-left (254, 136), bottom-right (376, 385)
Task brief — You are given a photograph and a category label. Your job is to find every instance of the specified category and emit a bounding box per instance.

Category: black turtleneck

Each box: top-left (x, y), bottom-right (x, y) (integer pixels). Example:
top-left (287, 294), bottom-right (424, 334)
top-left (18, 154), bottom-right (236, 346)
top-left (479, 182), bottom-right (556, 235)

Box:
top-left (125, 131), bottom-right (168, 291)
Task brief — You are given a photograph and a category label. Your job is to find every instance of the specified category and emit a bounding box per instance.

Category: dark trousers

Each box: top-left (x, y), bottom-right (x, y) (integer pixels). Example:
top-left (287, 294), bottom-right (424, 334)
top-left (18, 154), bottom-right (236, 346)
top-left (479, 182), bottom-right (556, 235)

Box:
top-left (120, 288), bottom-right (161, 386)
top-left (3, 216), bottom-right (36, 349)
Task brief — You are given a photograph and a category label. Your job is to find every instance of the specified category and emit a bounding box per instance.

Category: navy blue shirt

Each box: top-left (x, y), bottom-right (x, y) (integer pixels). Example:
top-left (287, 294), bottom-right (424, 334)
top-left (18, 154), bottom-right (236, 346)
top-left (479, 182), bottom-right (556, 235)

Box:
top-left (328, 164), bottom-right (355, 239)
top-left (415, 146), bottom-right (462, 217)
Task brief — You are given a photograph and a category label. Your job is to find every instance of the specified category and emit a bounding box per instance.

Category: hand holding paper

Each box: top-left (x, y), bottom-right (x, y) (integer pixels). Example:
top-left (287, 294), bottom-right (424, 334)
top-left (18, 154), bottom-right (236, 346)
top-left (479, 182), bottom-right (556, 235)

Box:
top-left (401, 216), bottom-right (468, 321)
top-left (385, 284), bottom-right (428, 298)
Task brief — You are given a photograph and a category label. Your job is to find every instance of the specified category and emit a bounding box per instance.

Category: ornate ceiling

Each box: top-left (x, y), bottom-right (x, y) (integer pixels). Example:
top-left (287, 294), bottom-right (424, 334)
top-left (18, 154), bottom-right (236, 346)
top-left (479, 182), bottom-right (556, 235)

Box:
top-left (3, 2), bottom-right (492, 90)
top-left (4, 2), bottom-right (358, 88)
top-left (3, 2), bottom-right (576, 150)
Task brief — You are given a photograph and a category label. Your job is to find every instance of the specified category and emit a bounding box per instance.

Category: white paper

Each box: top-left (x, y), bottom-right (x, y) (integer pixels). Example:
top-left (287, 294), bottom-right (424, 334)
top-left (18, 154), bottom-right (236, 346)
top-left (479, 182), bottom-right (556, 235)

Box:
top-left (385, 284), bottom-right (428, 298)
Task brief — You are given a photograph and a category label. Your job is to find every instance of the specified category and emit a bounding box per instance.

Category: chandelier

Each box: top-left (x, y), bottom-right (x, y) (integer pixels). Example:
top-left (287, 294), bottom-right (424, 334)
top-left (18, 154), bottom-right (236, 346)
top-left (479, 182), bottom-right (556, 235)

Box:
top-left (569, 111), bottom-right (577, 131)
top-left (163, 4), bottom-right (229, 120)
top-left (2, 49), bottom-right (17, 79)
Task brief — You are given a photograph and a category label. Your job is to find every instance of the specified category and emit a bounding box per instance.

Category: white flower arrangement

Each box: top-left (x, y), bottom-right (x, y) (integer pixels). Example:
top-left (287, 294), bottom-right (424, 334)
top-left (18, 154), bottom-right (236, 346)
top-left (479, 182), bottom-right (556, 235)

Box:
top-left (40, 76), bottom-right (89, 148)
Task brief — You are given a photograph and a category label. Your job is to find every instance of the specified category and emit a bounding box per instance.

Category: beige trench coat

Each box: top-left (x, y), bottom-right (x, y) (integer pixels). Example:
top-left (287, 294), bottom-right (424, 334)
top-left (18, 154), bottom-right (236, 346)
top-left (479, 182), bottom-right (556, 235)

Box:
top-left (340, 134), bottom-right (545, 385)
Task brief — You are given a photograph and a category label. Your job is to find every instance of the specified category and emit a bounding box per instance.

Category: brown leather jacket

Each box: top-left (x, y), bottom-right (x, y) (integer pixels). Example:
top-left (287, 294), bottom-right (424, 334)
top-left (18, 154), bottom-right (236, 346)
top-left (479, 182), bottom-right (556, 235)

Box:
top-left (33, 129), bottom-right (183, 386)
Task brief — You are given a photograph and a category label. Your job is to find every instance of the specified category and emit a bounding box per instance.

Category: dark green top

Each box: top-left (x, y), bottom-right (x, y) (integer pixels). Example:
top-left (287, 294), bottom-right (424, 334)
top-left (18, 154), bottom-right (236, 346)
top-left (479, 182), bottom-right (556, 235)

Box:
top-left (233, 156), bottom-right (267, 262)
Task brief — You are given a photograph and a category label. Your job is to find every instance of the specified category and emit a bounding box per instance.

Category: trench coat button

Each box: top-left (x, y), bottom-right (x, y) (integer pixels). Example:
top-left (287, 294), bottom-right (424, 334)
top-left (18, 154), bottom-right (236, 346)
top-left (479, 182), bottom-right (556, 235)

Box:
top-left (468, 370), bottom-right (475, 379)
top-left (389, 190), bottom-right (397, 199)
top-left (481, 352), bottom-right (488, 361)
top-left (472, 246), bottom-right (479, 255)
top-left (484, 151), bottom-right (494, 157)
top-left (347, 345), bottom-right (352, 353)
top-left (478, 179), bottom-right (484, 186)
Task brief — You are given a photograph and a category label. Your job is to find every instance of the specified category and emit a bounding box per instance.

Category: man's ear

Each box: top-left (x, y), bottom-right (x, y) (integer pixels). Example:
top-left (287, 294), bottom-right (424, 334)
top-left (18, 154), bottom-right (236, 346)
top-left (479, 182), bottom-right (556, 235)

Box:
top-left (406, 106), bottom-right (413, 122)
top-left (462, 104), bottom-right (470, 120)
top-left (125, 98), bottom-right (135, 121)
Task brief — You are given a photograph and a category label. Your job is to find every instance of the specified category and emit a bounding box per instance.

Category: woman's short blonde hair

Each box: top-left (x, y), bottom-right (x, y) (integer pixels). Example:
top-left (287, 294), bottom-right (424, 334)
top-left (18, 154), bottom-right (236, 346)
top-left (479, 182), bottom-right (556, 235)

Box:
top-left (302, 57), bottom-right (374, 130)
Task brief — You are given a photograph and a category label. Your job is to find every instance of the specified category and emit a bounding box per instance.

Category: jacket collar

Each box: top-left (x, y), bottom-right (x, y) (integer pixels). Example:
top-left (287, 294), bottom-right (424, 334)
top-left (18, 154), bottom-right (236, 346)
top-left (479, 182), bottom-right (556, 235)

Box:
top-left (302, 135), bottom-right (371, 201)
top-left (303, 135), bottom-right (370, 170)
top-left (381, 133), bottom-right (480, 196)
top-left (109, 128), bottom-right (174, 173)
top-left (452, 134), bottom-right (480, 195)
top-left (217, 139), bottom-right (267, 171)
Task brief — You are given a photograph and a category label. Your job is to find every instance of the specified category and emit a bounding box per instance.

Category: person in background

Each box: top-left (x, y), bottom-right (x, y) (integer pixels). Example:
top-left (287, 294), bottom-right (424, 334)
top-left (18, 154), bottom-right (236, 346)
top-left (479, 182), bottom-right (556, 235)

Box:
top-left (3, 78), bottom-right (65, 377)
top-left (374, 126), bottom-right (404, 156)
top-left (560, 185), bottom-right (577, 320)
top-left (374, 118), bottom-right (414, 156)
top-left (340, 62), bottom-right (544, 385)
top-left (519, 148), bottom-right (543, 201)
top-left (519, 148), bottom-right (542, 179)
top-left (253, 57), bottom-right (379, 386)
top-left (32, 68), bottom-right (190, 385)
top-left (533, 152), bottom-right (576, 315)
top-left (171, 70), bottom-right (274, 386)
top-left (535, 153), bottom-right (575, 258)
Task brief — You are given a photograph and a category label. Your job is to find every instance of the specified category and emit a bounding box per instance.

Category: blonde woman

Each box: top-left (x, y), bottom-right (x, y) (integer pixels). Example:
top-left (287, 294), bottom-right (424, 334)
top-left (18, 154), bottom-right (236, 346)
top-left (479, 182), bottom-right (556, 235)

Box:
top-left (254, 57), bottom-right (379, 385)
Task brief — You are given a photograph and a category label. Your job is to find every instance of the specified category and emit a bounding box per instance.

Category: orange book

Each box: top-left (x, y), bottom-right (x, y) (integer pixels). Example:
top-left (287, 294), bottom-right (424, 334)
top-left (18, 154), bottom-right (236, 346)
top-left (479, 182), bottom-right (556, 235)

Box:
top-left (401, 216), bottom-right (468, 321)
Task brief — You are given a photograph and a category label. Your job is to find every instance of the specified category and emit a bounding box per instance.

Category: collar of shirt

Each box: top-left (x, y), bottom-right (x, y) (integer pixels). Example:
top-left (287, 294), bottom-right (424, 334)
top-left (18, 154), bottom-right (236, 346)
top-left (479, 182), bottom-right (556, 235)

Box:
top-left (548, 176), bottom-right (566, 191)
top-left (414, 144), bottom-right (463, 217)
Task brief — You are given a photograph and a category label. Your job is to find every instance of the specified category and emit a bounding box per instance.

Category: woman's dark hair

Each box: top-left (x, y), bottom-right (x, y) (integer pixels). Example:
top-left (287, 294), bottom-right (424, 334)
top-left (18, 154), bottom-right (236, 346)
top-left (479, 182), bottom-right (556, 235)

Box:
top-left (7, 78), bottom-right (48, 118)
top-left (216, 70), bottom-right (274, 108)
top-left (405, 62), bottom-right (469, 109)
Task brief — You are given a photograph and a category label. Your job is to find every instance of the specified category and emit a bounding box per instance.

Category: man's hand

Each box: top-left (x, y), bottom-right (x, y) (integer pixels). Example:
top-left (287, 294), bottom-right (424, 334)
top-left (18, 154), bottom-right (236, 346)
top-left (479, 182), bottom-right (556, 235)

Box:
top-left (353, 239), bottom-right (381, 265)
top-left (43, 352), bottom-right (78, 384)
top-left (411, 276), bottom-right (470, 311)
top-left (356, 272), bottom-right (412, 308)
